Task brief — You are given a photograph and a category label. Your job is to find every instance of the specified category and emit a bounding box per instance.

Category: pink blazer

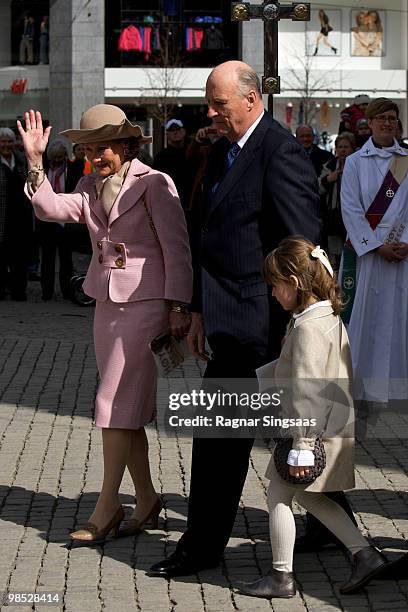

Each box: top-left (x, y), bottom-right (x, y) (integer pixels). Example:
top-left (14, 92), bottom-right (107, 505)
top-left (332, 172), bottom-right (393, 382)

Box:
top-left (29, 159), bottom-right (193, 304)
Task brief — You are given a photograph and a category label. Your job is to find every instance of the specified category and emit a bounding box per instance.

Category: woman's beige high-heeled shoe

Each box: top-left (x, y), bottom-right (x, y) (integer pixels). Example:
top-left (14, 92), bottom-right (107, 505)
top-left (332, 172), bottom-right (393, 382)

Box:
top-left (70, 506), bottom-right (124, 544)
top-left (118, 495), bottom-right (163, 538)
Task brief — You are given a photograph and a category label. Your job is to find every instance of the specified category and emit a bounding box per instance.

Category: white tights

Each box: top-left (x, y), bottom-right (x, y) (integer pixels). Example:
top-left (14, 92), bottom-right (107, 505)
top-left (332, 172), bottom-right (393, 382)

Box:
top-left (267, 481), bottom-right (368, 572)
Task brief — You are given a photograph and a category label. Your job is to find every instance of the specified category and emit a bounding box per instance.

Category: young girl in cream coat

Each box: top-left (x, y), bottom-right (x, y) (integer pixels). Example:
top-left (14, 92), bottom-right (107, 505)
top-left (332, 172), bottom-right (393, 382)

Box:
top-left (236, 237), bottom-right (389, 599)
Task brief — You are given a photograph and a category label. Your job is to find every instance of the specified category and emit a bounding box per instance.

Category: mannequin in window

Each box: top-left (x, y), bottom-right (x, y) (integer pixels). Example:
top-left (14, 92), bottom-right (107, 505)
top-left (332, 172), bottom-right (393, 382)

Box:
top-left (39, 16), bottom-right (49, 64)
top-left (202, 24), bottom-right (224, 51)
top-left (20, 13), bottom-right (35, 65)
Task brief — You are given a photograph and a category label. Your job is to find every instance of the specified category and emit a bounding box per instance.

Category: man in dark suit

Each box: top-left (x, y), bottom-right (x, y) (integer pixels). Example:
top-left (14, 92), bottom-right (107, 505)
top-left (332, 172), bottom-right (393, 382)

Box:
top-left (149, 61), bottom-right (345, 578)
top-left (296, 124), bottom-right (334, 178)
top-left (0, 128), bottom-right (33, 300)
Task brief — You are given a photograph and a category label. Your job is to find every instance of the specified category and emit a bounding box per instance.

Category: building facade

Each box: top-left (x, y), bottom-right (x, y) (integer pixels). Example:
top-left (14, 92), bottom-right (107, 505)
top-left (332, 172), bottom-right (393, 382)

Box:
top-left (0, 0), bottom-right (407, 146)
top-left (243, 0), bottom-right (408, 134)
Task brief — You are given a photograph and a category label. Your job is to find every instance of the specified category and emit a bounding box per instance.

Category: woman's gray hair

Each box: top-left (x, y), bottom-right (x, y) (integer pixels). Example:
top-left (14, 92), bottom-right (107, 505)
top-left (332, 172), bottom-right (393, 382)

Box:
top-left (0, 128), bottom-right (16, 141)
top-left (47, 139), bottom-right (69, 160)
top-left (335, 132), bottom-right (356, 150)
top-left (236, 67), bottom-right (262, 97)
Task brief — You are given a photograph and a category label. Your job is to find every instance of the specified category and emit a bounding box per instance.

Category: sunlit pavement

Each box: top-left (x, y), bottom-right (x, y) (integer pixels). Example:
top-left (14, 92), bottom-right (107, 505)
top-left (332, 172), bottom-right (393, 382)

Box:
top-left (0, 281), bottom-right (407, 612)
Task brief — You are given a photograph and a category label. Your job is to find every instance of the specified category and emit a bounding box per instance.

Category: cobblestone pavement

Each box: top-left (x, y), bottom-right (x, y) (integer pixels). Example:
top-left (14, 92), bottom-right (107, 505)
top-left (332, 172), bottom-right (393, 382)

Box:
top-left (0, 282), bottom-right (407, 612)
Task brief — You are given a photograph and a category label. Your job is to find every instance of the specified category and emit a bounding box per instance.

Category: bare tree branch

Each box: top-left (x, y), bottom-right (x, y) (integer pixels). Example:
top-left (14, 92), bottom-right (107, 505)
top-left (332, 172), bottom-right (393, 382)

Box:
top-left (142, 34), bottom-right (187, 146)
top-left (282, 36), bottom-right (342, 124)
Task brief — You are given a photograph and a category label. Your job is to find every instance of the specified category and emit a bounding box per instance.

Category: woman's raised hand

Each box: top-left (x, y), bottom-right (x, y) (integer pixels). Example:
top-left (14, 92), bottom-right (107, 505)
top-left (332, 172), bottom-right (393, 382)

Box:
top-left (16, 109), bottom-right (52, 167)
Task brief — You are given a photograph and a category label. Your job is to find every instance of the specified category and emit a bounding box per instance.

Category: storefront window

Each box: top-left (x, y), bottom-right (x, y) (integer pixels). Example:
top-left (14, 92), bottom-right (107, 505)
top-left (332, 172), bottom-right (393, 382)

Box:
top-left (11, 0), bottom-right (49, 65)
top-left (106, 0), bottom-right (239, 68)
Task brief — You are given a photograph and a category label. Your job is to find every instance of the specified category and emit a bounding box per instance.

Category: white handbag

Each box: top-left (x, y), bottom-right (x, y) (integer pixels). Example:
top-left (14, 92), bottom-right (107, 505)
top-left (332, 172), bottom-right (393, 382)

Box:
top-left (150, 332), bottom-right (191, 377)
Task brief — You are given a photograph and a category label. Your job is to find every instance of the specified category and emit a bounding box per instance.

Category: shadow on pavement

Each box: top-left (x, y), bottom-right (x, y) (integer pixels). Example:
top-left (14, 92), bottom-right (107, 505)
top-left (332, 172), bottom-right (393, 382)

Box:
top-left (0, 484), bottom-right (407, 589)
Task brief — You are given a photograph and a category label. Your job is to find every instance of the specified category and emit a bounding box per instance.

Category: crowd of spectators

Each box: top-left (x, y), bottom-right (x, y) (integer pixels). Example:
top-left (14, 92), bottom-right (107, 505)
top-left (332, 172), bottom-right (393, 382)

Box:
top-left (1, 92), bottom-right (406, 303)
top-left (0, 128), bottom-right (93, 301)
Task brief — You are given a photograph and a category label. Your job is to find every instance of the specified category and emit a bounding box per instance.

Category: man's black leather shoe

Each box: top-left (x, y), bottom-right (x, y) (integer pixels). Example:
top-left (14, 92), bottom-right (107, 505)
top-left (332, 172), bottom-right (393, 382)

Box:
top-left (148, 551), bottom-right (218, 578)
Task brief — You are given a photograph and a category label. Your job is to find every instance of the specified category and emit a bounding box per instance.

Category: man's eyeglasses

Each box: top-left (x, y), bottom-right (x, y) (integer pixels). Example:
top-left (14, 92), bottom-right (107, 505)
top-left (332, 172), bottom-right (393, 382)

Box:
top-left (373, 115), bottom-right (398, 124)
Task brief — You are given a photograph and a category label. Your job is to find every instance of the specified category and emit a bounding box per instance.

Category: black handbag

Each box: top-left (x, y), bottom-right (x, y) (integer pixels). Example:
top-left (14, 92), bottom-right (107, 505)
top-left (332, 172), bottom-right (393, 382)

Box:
top-left (273, 437), bottom-right (326, 485)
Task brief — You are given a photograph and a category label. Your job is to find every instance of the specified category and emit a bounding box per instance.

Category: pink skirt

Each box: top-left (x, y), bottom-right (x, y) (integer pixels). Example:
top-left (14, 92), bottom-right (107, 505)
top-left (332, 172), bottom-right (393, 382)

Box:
top-left (93, 298), bottom-right (168, 429)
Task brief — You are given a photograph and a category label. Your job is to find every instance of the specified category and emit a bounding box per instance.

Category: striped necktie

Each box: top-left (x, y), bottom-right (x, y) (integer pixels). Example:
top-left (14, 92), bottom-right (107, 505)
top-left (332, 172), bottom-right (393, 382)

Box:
top-left (227, 142), bottom-right (240, 168)
top-left (212, 142), bottom-right (240, 193)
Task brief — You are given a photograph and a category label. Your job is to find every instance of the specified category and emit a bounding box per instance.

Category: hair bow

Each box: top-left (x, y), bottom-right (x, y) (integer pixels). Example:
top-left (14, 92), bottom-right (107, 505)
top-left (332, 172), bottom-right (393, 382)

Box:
top-left (310, 246), bottom-right (334, 278)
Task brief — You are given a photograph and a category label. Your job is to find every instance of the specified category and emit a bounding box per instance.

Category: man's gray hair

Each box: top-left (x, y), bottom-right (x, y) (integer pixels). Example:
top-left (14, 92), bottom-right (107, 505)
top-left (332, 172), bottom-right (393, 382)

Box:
top-left (236, 67), bottom-right (262, 97)
top-left (0, 128), bottom-right (16, 141)
top-left (295, 124), bottom-right (314, 136)
top-left (47, 139), bottom-right (69, 160)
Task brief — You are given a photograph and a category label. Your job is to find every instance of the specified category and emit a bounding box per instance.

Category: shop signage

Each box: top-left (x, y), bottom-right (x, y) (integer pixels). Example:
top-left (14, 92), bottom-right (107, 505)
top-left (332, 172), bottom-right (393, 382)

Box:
top-left (11, 79), bottom-right (28, 94)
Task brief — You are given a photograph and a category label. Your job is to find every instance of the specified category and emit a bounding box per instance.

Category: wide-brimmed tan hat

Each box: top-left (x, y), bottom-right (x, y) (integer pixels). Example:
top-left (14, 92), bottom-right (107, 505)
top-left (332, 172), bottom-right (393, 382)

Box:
top-left (60, 104), bottom-right (152, 144)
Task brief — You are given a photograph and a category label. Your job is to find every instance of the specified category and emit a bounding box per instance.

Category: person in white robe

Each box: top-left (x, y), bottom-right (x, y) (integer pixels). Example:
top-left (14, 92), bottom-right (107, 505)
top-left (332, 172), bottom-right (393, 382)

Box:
top-left (341, 98), bottom-right (408, 405)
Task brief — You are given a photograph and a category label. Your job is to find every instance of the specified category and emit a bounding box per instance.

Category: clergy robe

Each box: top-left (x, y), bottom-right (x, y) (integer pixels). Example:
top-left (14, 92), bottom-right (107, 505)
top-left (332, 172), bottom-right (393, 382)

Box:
top-left (340, 137), bottom-right (408, 402)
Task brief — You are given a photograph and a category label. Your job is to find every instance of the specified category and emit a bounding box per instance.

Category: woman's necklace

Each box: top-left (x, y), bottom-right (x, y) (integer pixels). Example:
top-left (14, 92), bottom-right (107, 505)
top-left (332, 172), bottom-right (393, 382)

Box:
top-left (372, 154), bottom-right (396, 198)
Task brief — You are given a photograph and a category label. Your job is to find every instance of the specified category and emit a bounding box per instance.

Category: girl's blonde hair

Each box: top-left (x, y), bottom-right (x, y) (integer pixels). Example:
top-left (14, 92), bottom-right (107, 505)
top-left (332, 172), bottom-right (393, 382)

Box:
top-left (262, 236), bottom-right (343, 316)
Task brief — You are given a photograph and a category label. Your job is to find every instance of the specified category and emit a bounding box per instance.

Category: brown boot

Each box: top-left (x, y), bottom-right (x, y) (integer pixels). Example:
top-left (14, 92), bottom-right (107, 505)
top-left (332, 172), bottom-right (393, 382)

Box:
top-left (234, 569), bottom-right (296, 599)
top-left (340, 546), bottom-right (389, 594)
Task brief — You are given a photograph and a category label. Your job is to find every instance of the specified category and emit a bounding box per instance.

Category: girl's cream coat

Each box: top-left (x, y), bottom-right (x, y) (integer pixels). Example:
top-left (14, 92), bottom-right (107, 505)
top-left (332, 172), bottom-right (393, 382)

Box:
top-left (260, 303), bottom-right (355, 493)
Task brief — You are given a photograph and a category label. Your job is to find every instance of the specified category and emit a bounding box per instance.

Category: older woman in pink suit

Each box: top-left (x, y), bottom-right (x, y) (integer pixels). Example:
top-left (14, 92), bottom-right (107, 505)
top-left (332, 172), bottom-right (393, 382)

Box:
top-left (18, 106), bottom-right (193, 542)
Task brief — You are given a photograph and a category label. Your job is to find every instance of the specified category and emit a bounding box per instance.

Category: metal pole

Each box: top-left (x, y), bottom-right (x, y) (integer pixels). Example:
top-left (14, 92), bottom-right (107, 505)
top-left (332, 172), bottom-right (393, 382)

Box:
top-left (231, 2), bottom-right (311, 118)
top-left (264, 18), bottom-right (278, 116)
